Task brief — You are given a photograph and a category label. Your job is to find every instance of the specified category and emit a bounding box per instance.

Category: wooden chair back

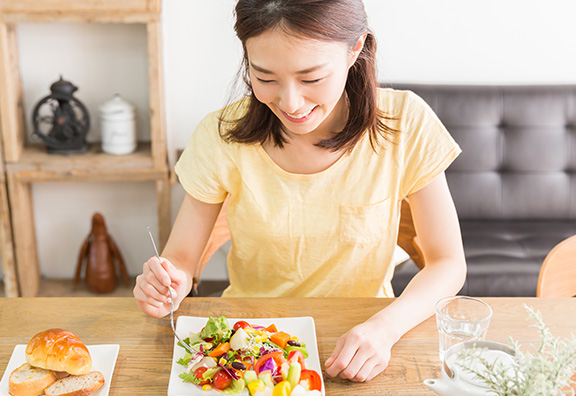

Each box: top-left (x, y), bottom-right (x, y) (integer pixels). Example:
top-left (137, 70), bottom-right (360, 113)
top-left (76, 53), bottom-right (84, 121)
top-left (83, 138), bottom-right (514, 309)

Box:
top-left (537, 235), bottom-right (576, 297)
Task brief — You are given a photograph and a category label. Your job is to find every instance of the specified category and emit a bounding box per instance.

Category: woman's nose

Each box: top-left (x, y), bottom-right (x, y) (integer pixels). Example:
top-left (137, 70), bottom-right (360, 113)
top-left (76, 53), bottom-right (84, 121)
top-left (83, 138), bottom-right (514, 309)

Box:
top-left (278, 83), bottom-right (305, 114)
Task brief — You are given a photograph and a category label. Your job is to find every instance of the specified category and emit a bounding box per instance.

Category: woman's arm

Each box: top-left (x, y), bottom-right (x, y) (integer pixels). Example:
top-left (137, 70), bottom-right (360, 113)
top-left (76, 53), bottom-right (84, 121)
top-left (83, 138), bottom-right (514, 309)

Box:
top-left (325, 171), bottom-right (466, 381)
top-left (134, 193), bottom-right (223, 318)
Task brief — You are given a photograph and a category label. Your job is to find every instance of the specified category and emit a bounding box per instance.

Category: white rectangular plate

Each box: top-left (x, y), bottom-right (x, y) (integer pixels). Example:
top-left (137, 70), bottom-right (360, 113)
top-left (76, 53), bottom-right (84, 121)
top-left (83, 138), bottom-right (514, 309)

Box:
top-left (168, 316), bottom-right (325, 396)
top-left (0, 344), bottom-right (119, 396)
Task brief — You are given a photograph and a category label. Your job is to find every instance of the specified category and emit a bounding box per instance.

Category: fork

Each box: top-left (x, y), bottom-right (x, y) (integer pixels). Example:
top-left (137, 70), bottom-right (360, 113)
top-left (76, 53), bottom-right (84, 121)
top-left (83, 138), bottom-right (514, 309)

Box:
top-left (147, 226), bottom-right (196, 355)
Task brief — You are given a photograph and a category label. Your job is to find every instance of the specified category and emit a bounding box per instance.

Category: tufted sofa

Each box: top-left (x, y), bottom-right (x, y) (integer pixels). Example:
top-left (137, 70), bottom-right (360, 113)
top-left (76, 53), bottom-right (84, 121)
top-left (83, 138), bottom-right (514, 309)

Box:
top-left (389, 84), bottom-right (576, 297)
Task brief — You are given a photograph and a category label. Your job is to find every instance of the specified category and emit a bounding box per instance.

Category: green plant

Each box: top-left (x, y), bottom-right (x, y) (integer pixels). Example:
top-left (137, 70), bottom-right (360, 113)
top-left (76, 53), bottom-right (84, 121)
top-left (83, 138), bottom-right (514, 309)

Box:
top-left (458, 305), bottom-right (576, 396)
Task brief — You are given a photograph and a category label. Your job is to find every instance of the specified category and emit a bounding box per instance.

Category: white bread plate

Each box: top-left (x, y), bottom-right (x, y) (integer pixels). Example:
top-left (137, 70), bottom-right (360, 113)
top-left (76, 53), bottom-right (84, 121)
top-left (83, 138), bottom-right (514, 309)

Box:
top-left (0, 344), bottom-right (119, 396)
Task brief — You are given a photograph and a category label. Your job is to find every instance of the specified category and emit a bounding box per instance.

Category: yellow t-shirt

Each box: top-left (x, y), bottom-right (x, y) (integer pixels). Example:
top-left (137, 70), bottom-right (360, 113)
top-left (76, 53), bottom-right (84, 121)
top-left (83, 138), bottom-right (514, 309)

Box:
top-left (175, 88), bottom-right (461, 297)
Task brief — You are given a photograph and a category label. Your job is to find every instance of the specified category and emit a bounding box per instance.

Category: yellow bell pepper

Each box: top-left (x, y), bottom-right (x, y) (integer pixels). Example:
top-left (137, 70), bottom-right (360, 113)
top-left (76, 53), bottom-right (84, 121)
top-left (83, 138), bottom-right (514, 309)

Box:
top-left (273, 380), bottom-right (292, 396)
top-left (247, 379), bottom-right (266, 396)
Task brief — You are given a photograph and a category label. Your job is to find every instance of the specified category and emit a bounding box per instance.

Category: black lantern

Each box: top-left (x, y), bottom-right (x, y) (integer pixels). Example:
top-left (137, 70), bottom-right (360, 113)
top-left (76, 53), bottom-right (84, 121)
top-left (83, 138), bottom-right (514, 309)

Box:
top-left (31, 76), bottom-right (90, 154)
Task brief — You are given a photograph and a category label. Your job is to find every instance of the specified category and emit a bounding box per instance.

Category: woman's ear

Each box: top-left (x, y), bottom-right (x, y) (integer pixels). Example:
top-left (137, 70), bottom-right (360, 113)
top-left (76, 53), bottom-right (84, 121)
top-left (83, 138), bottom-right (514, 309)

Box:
top-left (349, 34), bottom-right (367, 67)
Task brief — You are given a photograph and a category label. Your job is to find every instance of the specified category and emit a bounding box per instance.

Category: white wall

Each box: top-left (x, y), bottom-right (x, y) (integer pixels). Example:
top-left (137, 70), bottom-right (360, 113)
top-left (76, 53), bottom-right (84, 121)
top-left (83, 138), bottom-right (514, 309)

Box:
top-left (367, 0), bottom-right (576, 85)
top-left (2, 0), bottom-right (576, 281)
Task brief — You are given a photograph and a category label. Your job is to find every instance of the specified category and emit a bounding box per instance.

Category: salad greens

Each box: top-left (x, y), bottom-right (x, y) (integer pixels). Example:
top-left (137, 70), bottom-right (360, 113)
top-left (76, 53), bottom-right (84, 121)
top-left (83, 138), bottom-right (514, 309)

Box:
top-left (200, 315), bottom-right (232, 344)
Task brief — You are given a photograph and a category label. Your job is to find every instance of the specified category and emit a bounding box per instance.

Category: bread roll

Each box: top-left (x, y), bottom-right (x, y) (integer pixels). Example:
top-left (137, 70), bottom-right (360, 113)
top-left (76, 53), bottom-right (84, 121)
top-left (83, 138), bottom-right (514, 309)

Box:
top-left (25, 329), bottom-right (92, 375)
top-left (9, 363), bottom-right (57, 396)
top-left (44, 371), bottom-right (105, 396)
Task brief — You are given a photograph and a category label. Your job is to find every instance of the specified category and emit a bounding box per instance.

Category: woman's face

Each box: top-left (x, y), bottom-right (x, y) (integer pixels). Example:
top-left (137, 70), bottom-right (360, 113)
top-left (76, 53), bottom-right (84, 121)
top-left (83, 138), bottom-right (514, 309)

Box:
top-left (246, 28), bottom-right (361, 140)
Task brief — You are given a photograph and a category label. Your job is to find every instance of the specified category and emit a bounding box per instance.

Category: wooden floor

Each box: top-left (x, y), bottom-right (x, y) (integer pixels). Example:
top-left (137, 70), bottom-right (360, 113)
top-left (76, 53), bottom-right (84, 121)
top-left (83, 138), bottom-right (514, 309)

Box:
top-left (0, 278), bottom-right (230, 298)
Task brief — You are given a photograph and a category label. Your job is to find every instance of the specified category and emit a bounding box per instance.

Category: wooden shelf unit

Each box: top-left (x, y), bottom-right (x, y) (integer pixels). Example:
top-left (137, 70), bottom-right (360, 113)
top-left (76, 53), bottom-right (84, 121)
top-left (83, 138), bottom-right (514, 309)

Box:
top-left (0, 0), bottom-right (171, 297)
top-left (0, 126), bottom-right (18, 297)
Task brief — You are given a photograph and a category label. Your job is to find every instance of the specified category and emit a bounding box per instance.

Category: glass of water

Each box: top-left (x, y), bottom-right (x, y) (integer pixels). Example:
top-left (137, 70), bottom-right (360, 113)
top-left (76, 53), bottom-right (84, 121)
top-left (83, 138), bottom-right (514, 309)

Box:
top-left (435, 296), bottom-right (493, 361)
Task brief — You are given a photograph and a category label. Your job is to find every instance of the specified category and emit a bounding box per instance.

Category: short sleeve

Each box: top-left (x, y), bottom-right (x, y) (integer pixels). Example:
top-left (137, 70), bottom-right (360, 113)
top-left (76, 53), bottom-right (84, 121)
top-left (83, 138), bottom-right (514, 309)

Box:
top-left (400, 92), bottom-right (462, 197)
top-left (174, 112), bottom-right (231, 204)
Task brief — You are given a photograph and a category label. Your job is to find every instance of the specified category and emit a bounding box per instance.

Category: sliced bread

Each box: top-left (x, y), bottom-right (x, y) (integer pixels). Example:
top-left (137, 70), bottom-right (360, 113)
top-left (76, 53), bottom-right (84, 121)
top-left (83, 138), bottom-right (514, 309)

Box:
top-left (9, 362), bottom-right (57, 396)
top-left (44, 371), bottom-right (105, 396)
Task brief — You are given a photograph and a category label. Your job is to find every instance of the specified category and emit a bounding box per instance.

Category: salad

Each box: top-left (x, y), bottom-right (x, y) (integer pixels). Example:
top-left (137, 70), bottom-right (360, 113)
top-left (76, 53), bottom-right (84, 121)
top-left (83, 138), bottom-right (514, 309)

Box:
top-left (177, 316), bottom-right (323, 395)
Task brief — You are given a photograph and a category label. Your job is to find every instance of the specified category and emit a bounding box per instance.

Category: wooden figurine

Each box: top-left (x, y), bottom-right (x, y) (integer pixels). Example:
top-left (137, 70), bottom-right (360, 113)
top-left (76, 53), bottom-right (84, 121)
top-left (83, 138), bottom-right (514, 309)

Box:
top-left (74, 213), bottom-right (130, 293)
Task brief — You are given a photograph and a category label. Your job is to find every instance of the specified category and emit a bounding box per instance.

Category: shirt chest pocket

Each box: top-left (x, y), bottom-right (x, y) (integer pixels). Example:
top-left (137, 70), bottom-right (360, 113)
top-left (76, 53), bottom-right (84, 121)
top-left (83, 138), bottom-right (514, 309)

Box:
top-left (340, 198), bottom-right (392, 248)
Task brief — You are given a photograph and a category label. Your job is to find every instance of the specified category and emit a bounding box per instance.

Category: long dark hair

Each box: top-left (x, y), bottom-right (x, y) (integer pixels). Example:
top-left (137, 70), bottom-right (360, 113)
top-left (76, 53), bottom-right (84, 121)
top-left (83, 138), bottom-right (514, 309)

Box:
top-left (219, 0), bottom-right (396, 152)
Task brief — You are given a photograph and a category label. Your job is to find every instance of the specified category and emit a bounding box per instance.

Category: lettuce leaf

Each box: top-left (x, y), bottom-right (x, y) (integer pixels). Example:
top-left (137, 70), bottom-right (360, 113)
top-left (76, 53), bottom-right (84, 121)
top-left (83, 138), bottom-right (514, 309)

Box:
top-left (200, 316), bottom-right (232, 344)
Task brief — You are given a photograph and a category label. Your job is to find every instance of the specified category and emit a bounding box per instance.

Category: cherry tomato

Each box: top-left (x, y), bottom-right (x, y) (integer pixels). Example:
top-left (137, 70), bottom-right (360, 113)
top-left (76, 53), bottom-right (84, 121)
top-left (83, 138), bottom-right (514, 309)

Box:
top-left (233, 320), bottom-right (251, 331)
top-left (212, 369), bottom-right (232, 390)
top-left (288, 350), bottom-right (305, 370)
top-left (193, 367), bottom-right (209, 385)
top-left (300, 369), bottom-right (322, 391)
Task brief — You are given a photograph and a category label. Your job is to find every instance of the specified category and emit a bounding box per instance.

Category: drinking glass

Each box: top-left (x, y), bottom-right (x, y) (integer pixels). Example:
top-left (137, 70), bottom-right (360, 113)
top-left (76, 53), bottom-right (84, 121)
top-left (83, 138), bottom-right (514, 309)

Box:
top-left (435, 296), bottom-right (493, 361)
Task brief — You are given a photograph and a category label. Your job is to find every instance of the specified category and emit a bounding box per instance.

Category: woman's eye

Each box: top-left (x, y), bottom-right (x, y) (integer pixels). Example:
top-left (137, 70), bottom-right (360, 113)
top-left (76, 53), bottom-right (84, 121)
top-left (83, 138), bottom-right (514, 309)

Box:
top-left (302, 78), bottom-right (322, 84)
top-left (256, 78), bottom-right (275, 84)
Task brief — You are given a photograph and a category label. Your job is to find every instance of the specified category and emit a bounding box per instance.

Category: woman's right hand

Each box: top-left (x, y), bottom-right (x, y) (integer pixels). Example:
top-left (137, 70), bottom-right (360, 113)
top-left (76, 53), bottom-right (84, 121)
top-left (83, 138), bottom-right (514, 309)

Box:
top-left (134, 256), bottom-right (190, 318)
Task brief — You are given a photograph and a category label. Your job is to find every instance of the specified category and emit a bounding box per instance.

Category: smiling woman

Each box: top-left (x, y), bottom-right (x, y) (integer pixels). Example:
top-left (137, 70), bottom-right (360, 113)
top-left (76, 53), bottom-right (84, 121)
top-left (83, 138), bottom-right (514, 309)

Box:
top-left (135, 0), bottom-right (467, 386)
top-left (243, 29), bottom-right (356, 174)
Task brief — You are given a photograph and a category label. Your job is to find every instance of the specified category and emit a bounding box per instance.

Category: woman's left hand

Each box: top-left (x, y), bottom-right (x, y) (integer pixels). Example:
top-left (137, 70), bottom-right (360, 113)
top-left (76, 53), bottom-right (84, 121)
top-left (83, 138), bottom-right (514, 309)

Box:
top-left (324, 318), bottom-right (396, 382)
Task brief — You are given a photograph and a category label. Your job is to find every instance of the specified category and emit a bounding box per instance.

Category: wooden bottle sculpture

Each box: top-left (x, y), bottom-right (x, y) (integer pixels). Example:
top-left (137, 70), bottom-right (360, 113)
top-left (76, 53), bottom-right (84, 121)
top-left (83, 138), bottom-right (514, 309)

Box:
top-left (74, 213), bottom-right (130, 293)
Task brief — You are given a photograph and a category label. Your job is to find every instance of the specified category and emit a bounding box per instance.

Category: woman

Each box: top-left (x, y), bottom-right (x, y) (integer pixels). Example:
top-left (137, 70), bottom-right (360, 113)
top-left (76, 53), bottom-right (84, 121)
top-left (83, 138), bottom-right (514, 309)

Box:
top-left (134, 0), bottom-right (466, 382)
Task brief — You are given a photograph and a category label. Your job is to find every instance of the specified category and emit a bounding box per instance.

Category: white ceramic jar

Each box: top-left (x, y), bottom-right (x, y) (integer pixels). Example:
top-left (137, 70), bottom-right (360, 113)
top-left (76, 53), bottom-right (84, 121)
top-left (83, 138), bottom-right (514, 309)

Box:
top-left (99, 94), bottom-right (137, 155)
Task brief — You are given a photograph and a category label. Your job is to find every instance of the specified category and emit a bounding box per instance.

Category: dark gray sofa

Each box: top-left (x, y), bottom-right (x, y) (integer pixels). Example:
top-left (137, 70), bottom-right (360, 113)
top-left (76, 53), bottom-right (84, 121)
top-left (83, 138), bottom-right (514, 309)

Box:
top-left (389, 84), bottom-right (576, 297)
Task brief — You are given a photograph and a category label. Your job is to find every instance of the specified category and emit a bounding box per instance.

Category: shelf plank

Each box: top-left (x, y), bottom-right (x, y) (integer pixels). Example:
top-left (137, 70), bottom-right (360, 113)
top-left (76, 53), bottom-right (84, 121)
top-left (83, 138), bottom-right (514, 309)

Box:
top-left (0, 20), bottom-right (26, 163)
top-left (9, 142), bottom-right (154, 167)
top-left (7, 172), bottom-right (38, 297)
top-left (0, 176), bottom-right (18, 297)
top-left (5, 143), bottom-right (170, 182)
top-left (1, 12), bottom-right (160, 24)
top-left (0, 112), bottom-right (19, 297)
top-left (147, 18), bottom-right (168, 169)
top-left (155, 176), bottom-right (171, 248)
top-left (0, 0), bottom-right (160, 14)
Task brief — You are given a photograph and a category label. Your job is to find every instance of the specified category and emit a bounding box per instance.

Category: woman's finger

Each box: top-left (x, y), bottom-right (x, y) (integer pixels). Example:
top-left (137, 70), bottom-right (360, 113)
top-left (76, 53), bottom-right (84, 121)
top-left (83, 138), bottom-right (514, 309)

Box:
top-left (141, 262), bottom-right (170, 297)
top-left (325, 335), bottom-right (362, 377)
top-left (147, 256), bottom-right (172, 288)
top-left (160, 260), bottom-right (188, 303)
top-left (347, 355), bottom-right (377, 382)
top-left (325, 331), bottom-right (347, 368)
top-left (133, 282), bottom-right (163, 307)
top-left (161, 260), bottom-right (185, 286)
top-left (134, 283), bottom-right (169, 318)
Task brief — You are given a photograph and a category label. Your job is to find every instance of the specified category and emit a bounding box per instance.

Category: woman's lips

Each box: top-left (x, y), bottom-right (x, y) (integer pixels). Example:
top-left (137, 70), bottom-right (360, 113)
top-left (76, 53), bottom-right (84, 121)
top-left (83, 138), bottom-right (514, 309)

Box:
top-left (281, 105), bottom-right (317, 123)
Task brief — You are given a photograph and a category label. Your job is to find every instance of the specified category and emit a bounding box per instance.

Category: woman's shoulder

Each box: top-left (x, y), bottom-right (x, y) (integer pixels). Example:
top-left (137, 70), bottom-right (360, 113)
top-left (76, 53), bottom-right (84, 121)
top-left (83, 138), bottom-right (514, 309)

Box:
top-left (376, 86), bottom-right (427, 112)
top-left (193, 96), bottom-right (251, 143)
top-left (199, 96), bottom-right (251, 129)
top-left (376, 87), bottom-right (441, 132)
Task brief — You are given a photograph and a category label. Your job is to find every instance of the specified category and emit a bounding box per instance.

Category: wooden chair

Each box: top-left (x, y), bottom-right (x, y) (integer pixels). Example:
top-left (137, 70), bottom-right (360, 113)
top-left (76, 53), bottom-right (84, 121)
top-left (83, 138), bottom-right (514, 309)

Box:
top-left (537, 235), bottom-right (576, 297)
top-left (195, 197), bottom-right (424, 287)
top-left (397, 198), bottom-right (425, 270)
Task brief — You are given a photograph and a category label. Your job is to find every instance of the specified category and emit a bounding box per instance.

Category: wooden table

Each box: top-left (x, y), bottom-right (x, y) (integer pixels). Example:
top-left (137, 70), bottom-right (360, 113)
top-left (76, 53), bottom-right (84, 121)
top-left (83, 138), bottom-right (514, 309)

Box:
top-left (1, 297), bottom-right (575, 395)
